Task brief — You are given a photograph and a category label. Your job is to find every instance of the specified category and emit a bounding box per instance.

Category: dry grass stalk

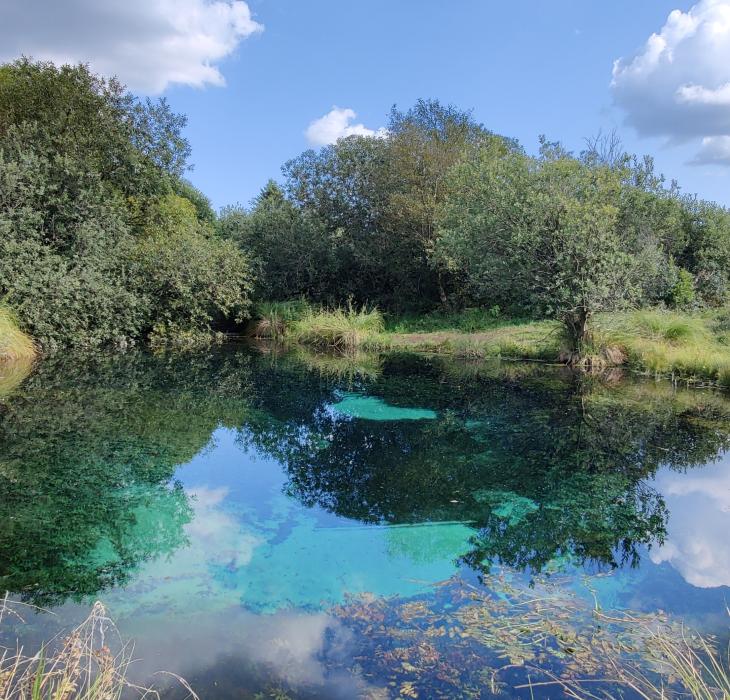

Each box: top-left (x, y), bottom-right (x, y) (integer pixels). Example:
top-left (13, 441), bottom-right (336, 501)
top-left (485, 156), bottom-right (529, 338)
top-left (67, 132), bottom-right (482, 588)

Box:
top-left (0, 596), bottom-right (197, 700)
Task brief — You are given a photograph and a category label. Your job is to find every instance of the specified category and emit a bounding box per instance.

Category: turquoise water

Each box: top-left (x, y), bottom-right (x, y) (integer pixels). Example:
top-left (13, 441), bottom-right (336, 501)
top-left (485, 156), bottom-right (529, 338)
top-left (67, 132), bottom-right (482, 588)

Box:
top-left (1, 346), bottom-right (730, 698)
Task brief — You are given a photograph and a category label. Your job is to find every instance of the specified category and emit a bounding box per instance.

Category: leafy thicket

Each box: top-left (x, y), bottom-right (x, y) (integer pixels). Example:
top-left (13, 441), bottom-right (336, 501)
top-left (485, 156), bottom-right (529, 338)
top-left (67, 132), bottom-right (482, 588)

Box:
top-left (3, 61), bottom-right (729, 353)
top-left (221, 100), bottom-right (517, 310)
top-left (221, 101), bottom-right (730, 353)
top-left (0, 59), bottom-right (253, 348)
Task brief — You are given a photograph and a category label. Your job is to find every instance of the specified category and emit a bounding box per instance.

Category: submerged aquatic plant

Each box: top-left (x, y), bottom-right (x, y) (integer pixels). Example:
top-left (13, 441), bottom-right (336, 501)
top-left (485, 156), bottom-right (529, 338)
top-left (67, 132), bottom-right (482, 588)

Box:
top-left (331, 574), bottom-right (730, 699)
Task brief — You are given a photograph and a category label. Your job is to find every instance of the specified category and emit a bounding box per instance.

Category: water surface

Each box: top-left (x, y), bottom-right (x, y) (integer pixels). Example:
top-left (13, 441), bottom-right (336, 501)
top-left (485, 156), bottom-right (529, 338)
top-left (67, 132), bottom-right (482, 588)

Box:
top-left (1, 346), bottom-right (730, 698)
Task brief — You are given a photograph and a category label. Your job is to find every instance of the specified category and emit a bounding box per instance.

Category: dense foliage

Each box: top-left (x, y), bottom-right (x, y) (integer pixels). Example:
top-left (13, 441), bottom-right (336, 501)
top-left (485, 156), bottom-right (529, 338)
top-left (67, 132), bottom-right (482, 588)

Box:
top-left (0, 59), bottom-right (252, 348)
top-left (2, 59), bottom-right (729, 354)
top-left (221, 100), bottom-right (517, 310)
top-left (220, 104), bottom-right (730, 353)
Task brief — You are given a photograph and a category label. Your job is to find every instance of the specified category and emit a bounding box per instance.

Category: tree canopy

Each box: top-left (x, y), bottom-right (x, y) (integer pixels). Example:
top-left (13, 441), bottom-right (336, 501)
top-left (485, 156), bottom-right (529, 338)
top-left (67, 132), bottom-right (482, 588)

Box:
top-left (0, 59), bottom-right (253, 348)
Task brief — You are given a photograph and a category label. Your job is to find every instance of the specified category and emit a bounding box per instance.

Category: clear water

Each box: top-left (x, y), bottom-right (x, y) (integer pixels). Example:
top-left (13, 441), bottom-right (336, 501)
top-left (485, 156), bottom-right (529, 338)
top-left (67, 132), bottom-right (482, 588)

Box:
top-left (1, 346), bottom-right (730, 698)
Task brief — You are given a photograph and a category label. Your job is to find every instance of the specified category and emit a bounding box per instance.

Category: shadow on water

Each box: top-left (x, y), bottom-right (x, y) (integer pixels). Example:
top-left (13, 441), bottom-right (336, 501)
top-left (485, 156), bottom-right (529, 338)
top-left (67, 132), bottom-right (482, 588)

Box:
top-left (1, 344), bottom-right (730, 697)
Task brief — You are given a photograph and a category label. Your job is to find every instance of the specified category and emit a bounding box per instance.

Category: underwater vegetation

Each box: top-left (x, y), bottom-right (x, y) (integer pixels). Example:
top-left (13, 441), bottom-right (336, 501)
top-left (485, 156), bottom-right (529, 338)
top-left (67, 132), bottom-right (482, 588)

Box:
top-left (332, 574), bottom-right (730, 699)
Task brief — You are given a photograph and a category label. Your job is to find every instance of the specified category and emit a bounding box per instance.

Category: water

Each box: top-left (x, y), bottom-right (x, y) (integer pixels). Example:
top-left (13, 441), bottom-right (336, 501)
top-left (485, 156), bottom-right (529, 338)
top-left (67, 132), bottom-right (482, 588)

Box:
top-left (1, 345), bottom-right (730, 698)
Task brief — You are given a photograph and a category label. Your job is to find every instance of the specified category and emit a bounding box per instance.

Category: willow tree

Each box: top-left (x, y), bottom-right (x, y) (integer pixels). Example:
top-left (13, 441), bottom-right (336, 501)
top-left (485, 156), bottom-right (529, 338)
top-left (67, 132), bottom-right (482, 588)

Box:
top-left (437, 149), bottom-right (640, 357)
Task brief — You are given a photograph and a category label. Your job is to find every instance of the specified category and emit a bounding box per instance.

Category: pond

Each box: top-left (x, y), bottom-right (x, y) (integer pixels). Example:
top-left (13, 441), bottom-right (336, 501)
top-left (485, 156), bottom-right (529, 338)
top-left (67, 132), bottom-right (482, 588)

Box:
top-left (1, 345), bottom-right (730, 698)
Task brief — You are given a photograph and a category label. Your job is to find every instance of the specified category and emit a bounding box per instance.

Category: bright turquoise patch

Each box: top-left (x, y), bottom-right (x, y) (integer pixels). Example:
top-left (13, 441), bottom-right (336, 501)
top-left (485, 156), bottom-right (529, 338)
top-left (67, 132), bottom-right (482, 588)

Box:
top-left (330, 392), bottom-right (437, 421)
top-left (473, 489), bottom-right (539, 526)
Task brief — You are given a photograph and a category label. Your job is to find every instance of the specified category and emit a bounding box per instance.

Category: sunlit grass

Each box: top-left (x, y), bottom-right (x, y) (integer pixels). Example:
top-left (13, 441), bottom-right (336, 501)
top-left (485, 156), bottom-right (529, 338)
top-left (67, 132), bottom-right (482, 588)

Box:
top-left (0, 306), bottom-right (35, 363)
top-left (593, 309), bottom-right (730, 387)
top-left (290, 304), bottom-right (385, 351)
top-left (251, 301), bottom-right (730, 386)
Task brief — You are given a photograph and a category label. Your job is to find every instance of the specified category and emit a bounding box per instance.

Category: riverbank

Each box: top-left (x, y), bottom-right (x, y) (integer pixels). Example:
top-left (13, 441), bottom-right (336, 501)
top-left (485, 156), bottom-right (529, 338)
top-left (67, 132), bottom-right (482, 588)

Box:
top-left (252, 303), bottom-right (730, 388)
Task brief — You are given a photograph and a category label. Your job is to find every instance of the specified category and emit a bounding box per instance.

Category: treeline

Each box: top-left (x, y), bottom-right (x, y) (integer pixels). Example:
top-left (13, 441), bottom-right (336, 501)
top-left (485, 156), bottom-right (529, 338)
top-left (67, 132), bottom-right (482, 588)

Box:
top-left (221, 102), bottom-right (730, 352)
top-left (2, 59), bottom-right (730, 352)
top-left (0, 59), bottom-right (253, 349)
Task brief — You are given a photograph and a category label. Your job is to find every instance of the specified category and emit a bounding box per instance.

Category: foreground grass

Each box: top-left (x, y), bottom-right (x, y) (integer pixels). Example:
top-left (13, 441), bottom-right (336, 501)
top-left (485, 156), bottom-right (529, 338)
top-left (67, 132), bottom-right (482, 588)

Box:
top-left (0, 307), bottom-right (35, 363)
top-left (251, 302), bottom-right (730, 387)
top-left (0, 599), bottom-right (196, 699)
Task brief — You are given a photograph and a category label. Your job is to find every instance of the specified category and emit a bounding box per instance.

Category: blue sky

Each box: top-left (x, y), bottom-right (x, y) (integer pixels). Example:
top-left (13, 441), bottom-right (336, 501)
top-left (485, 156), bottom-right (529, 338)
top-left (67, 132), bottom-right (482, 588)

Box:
top-left (3, 0), bottom-right (729, 210)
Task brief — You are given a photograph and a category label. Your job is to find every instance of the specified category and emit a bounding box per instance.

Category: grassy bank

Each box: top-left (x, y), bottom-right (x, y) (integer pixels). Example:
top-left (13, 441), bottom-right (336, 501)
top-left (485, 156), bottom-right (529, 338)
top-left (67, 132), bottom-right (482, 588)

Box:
top-left (251, 302), bottom-right (730, 388)
top-left (0, 307), bottom-right (35, 363)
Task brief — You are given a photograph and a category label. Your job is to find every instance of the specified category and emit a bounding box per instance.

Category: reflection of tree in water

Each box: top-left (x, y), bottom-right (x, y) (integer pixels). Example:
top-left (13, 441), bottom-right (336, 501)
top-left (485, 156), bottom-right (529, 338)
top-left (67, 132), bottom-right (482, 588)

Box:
top-left (0, 349), bottom-right (256, 605)
top-left (241, 352), bottom-right (730, 577)
top-left (3, 346), bottom-right (730, 606)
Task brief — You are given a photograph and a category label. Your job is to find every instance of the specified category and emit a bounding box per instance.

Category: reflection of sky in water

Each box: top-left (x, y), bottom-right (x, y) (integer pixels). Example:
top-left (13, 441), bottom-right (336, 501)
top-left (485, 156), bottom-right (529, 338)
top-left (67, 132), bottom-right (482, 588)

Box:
top-left (650, 452), bottom-right (730, 588)
top-left (7, 369), bottom-right (730, 698)
top-left (95, 425), bottom-right (730, 696)
top-left (101, 428), bottom-right (473, 621)
top-left (97, 425), bottom-right (730, 633)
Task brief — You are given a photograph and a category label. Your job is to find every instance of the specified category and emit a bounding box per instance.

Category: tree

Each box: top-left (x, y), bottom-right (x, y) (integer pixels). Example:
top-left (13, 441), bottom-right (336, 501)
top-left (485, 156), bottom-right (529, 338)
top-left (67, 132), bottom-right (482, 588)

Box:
top-left (219, 181), bottom-right (336, 302)
top-left (279, 99), bottom-right (516, 310)
top-left (385, 99), bottom-right (516, 305)
top-left (0, 59), bottom-right (252, 346)
top-left (438, 149), bottom-right (640, 355)
top-left (134, 195), bottom-right (254, 340)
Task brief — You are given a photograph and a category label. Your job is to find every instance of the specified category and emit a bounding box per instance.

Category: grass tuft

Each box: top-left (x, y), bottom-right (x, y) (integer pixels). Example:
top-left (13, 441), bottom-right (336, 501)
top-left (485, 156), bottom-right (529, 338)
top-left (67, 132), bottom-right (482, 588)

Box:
top-left (291, 304), bottom-right (384, 351)
top-left (0, 306), bottom-right (36, 363)
top-left (593, 309), bottom-right (730, 387)
top-left (252, 300), bottom-right (312, 340)
top-left (0, 596), bottom-right (198, 700)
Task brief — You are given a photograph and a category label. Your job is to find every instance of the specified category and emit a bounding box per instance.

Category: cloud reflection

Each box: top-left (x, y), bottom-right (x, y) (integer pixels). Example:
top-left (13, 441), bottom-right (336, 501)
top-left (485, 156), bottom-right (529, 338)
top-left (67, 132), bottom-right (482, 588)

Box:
top-left (650, 453), bottom-right (730, 588)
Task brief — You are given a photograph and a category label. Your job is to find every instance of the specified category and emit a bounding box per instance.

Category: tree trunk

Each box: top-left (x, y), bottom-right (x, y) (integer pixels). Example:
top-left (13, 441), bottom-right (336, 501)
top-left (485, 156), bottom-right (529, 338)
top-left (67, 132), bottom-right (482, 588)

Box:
top-left (563, 308), bottom-right (590, 363)
top-left (437, 271), bottom-right (448, 307)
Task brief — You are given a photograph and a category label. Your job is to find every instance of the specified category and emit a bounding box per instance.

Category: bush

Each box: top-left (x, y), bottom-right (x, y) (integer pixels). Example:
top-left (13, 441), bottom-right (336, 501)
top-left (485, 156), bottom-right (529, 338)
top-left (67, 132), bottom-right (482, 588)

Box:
top-left (0, 60), bottom-right (253, 347)
top-left (668, 268), bottom-right (696, 309)
top-left (134, 195), bottom-right (254, 341)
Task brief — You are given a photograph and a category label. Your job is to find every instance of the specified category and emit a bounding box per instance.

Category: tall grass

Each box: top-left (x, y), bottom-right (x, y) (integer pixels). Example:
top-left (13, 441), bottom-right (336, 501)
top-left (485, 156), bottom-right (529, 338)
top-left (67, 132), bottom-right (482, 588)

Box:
top-left (0, 307), bottom-right (35, 363)
top-left (0, 598), bottom-right (197, 700)
top-left (290, 304), bottom-right (384, 350)
top-left (251, 300), bottom-right (312, 340)
top-left (593, 309), bottom-right (730, 387)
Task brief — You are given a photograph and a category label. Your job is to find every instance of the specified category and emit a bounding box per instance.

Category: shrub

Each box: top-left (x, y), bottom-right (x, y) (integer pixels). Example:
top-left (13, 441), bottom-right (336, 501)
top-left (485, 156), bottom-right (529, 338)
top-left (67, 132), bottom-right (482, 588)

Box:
top-left (669, 268), bottom-right (696, 309)
top-left (134, 195), bottom-right (254, 341)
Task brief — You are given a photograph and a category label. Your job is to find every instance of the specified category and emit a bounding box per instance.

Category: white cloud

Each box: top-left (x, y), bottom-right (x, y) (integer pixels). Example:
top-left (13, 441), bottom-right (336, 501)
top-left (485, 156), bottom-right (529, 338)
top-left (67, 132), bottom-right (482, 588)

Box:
top-left (649, 455), bottom-right (730, 588)
top-left (305, 107), bottom-right (387, 146)
top-left (0, 0), bottom-right (263, 93)
top-left (691, 135), bottom-right (730, 165)
top-left (611, 0), bottom-right (730, 164)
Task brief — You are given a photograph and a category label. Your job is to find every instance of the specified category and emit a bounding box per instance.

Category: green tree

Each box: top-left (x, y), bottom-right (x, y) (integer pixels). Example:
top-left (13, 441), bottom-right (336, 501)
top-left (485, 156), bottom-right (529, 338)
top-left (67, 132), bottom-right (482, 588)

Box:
top-left (220, 181), bottom-right (336, 302)
top-left (134, 194), bottom-right (254, 340)
top-left (438, 149), bottom-right (640, 355)
top-left (0, 59), bottom-right (252, 346)
top-left (279, 99), bottom-right (515, 309)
